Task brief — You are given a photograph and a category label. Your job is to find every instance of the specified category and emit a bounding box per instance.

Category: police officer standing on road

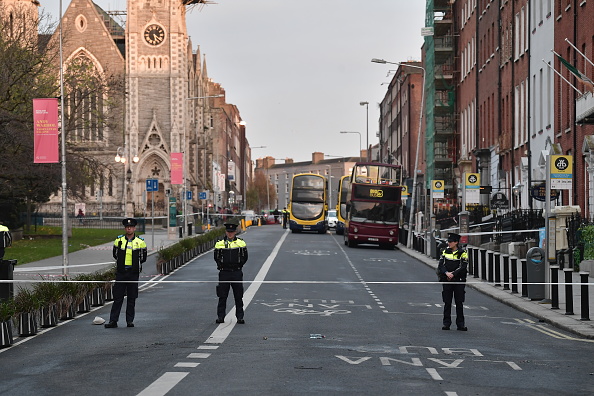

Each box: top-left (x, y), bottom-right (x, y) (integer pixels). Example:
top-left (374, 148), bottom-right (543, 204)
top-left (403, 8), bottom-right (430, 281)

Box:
top-left (105, 218), bottom-right (147, 328)
top-left (437, 232), bottom-right (468, 331)
top-left (282, 207), bottom-right (288, 229)
top-left (214, 220), bottom-right (248, 324)
top-left (0, 221), bottom-right (12, 260)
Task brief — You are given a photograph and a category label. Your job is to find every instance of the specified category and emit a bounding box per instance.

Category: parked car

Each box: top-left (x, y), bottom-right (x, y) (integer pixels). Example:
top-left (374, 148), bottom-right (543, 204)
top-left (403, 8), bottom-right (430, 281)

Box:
top-left (327, 209), bottom-right (338, 228)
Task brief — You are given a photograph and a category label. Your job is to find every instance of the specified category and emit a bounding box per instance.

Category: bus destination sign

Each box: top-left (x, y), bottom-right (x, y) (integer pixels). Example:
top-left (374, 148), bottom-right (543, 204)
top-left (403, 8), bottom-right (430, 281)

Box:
top-left (353, 184), bottom-right (400, 201)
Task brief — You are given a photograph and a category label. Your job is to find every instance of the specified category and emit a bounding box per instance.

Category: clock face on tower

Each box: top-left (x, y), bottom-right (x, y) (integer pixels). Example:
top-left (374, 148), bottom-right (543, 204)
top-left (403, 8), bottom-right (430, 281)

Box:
top-left (144, 24), bottom-right (165, 46)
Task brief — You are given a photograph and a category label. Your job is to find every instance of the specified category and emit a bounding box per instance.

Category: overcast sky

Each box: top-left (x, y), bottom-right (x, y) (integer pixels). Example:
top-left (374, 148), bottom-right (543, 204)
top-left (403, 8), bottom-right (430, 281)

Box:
top-left (41, 0), bottom-right (425, 163)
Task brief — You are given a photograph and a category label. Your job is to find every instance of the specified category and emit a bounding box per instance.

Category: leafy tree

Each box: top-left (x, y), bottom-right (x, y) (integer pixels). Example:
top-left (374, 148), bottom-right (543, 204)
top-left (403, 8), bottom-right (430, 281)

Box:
top-left (0, 9), bottom-right (125, 229)
top-left (0, 11), bottom-right (60, 228)
top-left (246, 171), bottom-right (276, 212)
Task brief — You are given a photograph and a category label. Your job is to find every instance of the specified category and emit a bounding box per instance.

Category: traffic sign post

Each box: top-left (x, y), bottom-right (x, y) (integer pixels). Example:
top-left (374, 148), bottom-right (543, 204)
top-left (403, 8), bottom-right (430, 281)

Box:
top-left (146, 179), bottom-right (158, 249)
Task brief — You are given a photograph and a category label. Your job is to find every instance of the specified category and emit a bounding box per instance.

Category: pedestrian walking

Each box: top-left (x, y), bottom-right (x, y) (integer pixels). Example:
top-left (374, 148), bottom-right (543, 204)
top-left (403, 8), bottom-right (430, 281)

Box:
top-left (0, 221), bottom-right (12, 260)
top-left (105, 218), bottom-right (147, 328)
top-left (77, 209), bottom-right (85, 225)
top-left (436, 232), bottom-right (468, 331)
top-left (214, 220), bottom-right (248, 324)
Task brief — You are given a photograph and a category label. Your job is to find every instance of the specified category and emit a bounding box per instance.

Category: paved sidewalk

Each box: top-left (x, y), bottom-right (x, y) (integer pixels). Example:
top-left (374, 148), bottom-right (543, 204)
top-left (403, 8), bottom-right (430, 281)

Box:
top-left (399, 245), bottom-right (594, 339)
top-left (12, 228), bottom-right (180, 282)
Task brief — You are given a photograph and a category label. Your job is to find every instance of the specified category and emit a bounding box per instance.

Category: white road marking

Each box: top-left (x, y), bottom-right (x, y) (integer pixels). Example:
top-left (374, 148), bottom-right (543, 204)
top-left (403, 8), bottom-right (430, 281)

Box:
top-left (174, 362), bottom-right (200, 368)
top-left (186, 353), bottom-right (211, 359)
top-left (426, 368), bottom-right (443, 380)
top-left (136, 372), bottom-right (189, 396)
top-left (197, 345), bottom-right (218, 350)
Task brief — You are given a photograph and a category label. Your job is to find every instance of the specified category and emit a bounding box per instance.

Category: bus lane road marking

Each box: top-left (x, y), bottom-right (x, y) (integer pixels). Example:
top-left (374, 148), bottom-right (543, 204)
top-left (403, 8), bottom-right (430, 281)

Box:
top-left (335, 345), bottom-right (522, 381)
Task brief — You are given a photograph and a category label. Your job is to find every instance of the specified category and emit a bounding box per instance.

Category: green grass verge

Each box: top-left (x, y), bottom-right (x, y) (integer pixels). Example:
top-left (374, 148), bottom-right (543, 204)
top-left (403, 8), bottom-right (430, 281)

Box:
top-left (6, 227), bottom-right (126, 265)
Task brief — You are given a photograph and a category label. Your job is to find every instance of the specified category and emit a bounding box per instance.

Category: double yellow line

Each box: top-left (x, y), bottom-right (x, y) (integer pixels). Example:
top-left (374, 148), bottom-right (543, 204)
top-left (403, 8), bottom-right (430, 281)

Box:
top-left (514, 318), bottom-right (594, 343)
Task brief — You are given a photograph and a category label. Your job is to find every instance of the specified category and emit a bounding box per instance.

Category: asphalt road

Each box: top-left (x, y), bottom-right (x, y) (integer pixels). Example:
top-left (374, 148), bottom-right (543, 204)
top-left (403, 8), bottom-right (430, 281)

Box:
top-left (1, 225), bottom-right (593, 395)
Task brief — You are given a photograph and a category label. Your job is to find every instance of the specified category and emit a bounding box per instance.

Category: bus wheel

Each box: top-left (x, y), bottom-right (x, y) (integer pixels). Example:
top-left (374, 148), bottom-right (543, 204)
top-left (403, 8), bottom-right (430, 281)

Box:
top-left (347, 239), bottom-right (357, 248)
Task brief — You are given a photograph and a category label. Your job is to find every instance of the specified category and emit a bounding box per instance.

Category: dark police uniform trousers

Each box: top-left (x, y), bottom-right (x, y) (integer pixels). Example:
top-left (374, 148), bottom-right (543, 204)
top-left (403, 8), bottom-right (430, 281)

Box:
top-left (217, 269), bottom-right (244, 320)
top-left (110, 271), bottom-right (140, 324)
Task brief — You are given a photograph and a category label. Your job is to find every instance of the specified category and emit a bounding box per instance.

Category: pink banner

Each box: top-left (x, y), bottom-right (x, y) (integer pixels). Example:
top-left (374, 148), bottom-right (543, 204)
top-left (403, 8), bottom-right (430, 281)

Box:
top-left (171, 152), bottom-right (183, 184)
top-left (33, 98), bottom-right (59, 163)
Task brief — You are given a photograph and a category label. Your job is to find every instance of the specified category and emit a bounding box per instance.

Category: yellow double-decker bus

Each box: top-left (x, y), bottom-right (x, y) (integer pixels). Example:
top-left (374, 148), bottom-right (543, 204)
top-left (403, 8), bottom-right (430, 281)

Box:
top-left (335, 175), bottom-right (350, 235)
top-left (288, 173), bottom-right (328, 233)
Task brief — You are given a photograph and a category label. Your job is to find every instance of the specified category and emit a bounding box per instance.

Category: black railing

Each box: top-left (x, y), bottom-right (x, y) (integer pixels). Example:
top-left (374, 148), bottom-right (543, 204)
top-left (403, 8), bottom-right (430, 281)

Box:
top-left (494, 209), bottom-right (544, 245)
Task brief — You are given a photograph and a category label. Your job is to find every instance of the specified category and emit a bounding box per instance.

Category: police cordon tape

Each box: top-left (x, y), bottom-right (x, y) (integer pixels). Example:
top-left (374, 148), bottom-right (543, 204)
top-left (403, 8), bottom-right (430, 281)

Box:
top-left (0, 279), bottom-right (590, 285)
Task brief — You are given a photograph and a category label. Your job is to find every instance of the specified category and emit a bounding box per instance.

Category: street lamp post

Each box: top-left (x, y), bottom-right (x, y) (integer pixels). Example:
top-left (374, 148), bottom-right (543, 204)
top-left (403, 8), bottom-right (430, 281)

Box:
top-left (339, 131), bottom-right (362, 160)
top-left (372, 58), bottom-right (425, 249)
top-left (360, 102), bottom-right (369, 161)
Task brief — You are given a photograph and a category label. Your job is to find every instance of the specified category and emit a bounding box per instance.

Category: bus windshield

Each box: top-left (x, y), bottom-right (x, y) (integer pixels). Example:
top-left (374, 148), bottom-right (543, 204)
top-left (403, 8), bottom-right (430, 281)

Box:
top-left (291, 202), bottom-right (325, 221)
top-left (290, 174), bottom-right (327, 222)
top-left (349, 201), bottom-right (399, 225)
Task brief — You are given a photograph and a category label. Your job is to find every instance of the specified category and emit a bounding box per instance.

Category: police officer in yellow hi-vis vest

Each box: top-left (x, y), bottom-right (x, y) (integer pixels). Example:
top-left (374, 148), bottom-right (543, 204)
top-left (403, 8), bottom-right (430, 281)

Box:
top-left (436, 232), bottom-right (468, 331)
top-left (214, 220), bottom-right (248, 324)
top-left (0, 221), bottom-right (12, 260)
top-left (105, 218), bottom-right (147, 328)
top-left (281, 207), bottom-right (288, 229)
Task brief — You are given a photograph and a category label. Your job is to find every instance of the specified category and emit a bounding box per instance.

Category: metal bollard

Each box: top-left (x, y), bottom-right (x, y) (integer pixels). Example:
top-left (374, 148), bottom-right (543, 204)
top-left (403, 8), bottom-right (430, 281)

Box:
top-left (564, 268), bottom-right (574, 315)
top-left (510, 257), bottom-right (519, 294)
top-left (487, 250), bottom-right (494, 283)
top-left (494, 252), bottom-right (501, 286)
top-left (0, 259), bottom-right (16, 302)
top-left (521, 259), bottom-right (528, 297)
top-left (480, 249), bottom-right (487, 280)
top-left (550, 265), bottom-right (560, 309)
top-left (502, 254), bottom-right (510, 290)
top-left (580, 272), bottom-right (590, 321)
top-left (179, 226), bottom-right (183, 238)
top-left (473, 249), bottom-right (480, 278)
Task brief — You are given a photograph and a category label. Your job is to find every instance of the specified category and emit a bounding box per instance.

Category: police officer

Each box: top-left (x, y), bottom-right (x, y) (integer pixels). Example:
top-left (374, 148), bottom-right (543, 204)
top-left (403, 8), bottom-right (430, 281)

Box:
top-left (437, 232), bottom-right (468, 331)
top-left (0, 221), bottom-right (12, 260)
top-left (281, 207), bottom-right (288, 229)
top-left (105, 218), bottom-right (147, 328)
top-left (214, 220), bottom-right (248, 324)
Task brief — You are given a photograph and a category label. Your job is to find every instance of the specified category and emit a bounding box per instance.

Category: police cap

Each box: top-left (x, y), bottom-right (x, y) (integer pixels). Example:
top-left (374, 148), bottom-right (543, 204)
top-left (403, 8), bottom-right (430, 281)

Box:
top-left (224, 222), bottom-right (238, 232)
top-left (447, 233), bottom-right (461, 243)
top-left (122, 218), bottom-right (138, 227)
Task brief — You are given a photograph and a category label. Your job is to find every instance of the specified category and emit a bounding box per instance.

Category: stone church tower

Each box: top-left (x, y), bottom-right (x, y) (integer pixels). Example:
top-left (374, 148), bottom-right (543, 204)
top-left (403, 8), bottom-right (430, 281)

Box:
top-left (126, 0), bottom-right (191, 216)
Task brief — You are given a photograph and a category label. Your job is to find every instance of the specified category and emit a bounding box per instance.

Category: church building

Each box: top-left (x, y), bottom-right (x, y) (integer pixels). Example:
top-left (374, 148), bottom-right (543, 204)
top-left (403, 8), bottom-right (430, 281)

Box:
top-left (3, 0), bottom-right (251, 219)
